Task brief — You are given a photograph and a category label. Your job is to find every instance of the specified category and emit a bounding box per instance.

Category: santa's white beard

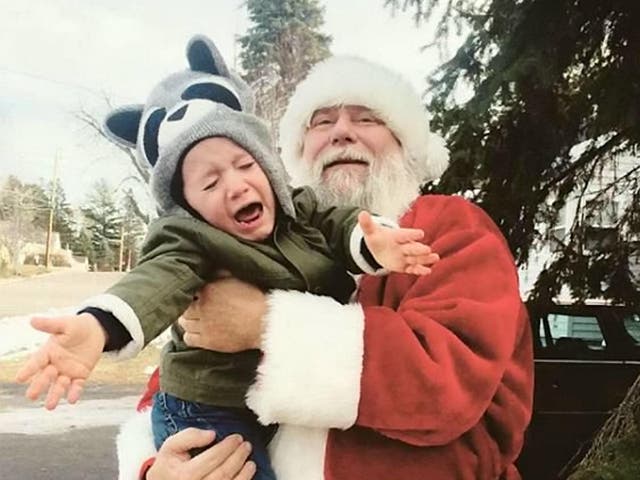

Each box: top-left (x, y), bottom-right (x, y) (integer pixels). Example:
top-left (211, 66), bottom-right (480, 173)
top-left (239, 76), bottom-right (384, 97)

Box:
top-left (300, 146), bottom-right (422, 220)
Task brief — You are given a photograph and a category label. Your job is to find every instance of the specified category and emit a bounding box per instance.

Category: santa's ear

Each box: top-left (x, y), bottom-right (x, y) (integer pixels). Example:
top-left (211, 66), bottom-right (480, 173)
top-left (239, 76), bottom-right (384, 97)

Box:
top-left (103, 105), bottom-right (144, 149)
top-left (186, 35), bottom-right (230, 78)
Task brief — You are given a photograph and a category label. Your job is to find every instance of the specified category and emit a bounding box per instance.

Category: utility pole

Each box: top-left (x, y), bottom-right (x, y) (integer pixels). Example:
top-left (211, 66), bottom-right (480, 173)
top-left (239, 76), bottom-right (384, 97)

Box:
top-left (126, 247), bottom-right (132, 272)
top-left (44, 153), bottom-right (59, 269)
top-left (117, 221), bottom-right (125, 272)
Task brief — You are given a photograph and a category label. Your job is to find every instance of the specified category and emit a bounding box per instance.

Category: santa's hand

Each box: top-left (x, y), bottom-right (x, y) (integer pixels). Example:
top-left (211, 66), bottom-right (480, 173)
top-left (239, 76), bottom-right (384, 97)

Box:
top-left (15, 313), bottom-right (106, 410)
top-left (147, 429), bottom-right (255, 480)
top-left (359, 211), bottom-right (439, 275)
top-left (180, 277), bottom-right (266, 353)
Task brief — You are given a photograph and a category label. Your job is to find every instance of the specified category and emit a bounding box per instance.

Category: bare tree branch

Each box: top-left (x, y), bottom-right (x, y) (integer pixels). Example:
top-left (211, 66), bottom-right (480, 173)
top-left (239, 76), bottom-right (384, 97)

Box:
top-left (74, 108), bottom-right (150, 184)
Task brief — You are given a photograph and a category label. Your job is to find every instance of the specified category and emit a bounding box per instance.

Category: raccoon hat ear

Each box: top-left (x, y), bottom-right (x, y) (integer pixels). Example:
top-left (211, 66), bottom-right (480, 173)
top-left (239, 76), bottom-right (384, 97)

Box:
top-left (103, 104), bottom-right (167, 167)
top-left (103, 105), bottom-right (144, 149)
top-left (186, 35), bottom-right (230, 78)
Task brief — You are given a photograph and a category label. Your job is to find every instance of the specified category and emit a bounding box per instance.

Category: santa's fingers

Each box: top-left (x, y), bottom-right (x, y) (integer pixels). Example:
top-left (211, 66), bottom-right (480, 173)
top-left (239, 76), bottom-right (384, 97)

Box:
top-left (203, 440), bottom-right (254, 480)
top-left (229, 461), bottom-right (257, 480)
top-left (179, 317), bottom-right (202, 334)
top-left (191, 433), bottom-right (246, 472)
top-left (232, 461), bottom-right (257, 480)
top-left (183, 332), bottom-right (204, 348)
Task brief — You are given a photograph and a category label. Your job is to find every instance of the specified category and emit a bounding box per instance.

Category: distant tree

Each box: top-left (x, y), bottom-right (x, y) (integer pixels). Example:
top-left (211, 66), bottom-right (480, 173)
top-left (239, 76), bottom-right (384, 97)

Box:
top-left (116, 188), bottom-right (148, 271)
top-left (70, 226), bottom-right (94, 263)
top-left (30, 179), bottom-right (77, 250)
top-left (81, 179), bottom-right (122, 270)
top-left (0, 176), bottom-right (47, 222)
top-left (0, 176), bottom-right (49, 270)
top-left (384, 0), bottom-right (640, 306)
top-left (239, 0), bottom-right (332, 141)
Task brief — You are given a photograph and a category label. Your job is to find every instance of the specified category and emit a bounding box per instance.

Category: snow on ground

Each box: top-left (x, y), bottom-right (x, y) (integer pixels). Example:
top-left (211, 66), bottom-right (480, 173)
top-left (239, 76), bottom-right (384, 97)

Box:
top-left (0, 307), bottom-right (171, 359)
top-left (0, 306), bottom-right (142, 435)
top-left (0, 396), bottom-right (141, 435)
top-left (0, 307), bottom-right (76, 359)
top-left (0, 307), bottom-right (172, 434)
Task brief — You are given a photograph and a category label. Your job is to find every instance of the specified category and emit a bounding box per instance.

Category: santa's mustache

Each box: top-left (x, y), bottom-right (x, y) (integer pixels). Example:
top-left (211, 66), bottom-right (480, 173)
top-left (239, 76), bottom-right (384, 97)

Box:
top-left (315, 146), bottom-right (374, 172)
top-left (308, 145), bottom-right (421, 220)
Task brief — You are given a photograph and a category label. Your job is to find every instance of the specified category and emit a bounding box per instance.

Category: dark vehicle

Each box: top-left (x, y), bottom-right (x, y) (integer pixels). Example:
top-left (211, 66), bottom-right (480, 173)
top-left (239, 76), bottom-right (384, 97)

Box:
top-left (517, 301), bottom-right (640, 480)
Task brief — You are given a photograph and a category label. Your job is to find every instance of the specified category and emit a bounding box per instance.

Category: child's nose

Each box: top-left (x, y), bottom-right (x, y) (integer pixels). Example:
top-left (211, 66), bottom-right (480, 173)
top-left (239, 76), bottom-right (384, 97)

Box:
top-left (227, 176), bottom-right (249, 199)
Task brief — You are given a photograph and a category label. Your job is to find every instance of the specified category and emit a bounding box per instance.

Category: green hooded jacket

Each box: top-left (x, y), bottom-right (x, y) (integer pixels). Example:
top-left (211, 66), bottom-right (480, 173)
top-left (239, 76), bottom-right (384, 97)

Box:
top-left (105, 186), bottom-right (373, 406)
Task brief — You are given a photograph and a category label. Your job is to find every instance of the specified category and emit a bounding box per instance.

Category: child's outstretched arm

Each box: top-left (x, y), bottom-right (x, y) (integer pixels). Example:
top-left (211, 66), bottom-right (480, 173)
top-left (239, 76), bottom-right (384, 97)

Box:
top-left (358, 211), bottom-right (439, 275)
top-left (15, 313), bottom-right (107, 410)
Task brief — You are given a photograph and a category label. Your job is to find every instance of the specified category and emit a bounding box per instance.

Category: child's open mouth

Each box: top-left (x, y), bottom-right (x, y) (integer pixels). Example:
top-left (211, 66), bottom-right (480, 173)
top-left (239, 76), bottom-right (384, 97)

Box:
top-left (234, 202), bottom-right (263, 226)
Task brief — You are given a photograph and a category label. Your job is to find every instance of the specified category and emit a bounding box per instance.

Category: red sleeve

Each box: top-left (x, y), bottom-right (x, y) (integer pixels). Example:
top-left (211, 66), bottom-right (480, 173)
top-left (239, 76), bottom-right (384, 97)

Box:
top-left (137, 367), bottom-right (160, 412)
top-left (355, 195), bottom-right (532, 446)
top-left (138, 457), bottom-right (156, 480)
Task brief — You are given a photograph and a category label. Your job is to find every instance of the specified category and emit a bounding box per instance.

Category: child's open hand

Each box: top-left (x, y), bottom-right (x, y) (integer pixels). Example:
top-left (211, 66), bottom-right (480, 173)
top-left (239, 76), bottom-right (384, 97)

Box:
top-left (15, 313), bottom-right (107, 410)
top-left (359, 211), bottom-right (439, 275)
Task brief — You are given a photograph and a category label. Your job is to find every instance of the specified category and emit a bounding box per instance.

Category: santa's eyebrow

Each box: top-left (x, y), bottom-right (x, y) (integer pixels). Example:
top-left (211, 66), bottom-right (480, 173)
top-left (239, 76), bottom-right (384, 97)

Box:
top-left (312, 106), bottom-right (337, 115)
top-left (307, 110), bottom-right (334, 128)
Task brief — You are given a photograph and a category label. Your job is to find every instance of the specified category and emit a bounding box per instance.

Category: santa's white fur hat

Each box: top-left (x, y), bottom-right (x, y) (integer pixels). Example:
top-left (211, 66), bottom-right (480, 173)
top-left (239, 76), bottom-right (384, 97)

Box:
top-left (279, 55), bottom-right (449, 183)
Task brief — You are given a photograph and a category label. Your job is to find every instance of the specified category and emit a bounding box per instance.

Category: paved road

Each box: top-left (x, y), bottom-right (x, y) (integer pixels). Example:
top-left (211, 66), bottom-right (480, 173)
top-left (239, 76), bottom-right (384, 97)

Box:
top-left (0, 270), bottom-right (142, 479)
top-left (0, 383), bottom-right (144, 479)
top-left (2, 425), bottom-right (121, 479)
top-left (0, 270), bottom-right (124, 317)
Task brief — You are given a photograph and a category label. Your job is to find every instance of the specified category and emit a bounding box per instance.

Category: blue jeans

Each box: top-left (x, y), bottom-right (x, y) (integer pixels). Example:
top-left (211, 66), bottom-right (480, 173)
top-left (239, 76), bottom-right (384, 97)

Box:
top-left (151, 391), bottom-right (277, 479)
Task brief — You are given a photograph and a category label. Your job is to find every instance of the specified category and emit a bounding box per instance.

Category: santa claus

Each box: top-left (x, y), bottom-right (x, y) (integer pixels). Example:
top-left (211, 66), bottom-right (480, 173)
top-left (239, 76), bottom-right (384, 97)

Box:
top-left (120, 55), bottom-right (534, 480)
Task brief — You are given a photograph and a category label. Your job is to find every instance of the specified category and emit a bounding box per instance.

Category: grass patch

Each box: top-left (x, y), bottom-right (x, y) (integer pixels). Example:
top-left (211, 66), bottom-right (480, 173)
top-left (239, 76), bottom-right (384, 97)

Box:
top-left (0, 346), bottom-right (161, 386)
top-left (0, 265), bottom-right (52, 279)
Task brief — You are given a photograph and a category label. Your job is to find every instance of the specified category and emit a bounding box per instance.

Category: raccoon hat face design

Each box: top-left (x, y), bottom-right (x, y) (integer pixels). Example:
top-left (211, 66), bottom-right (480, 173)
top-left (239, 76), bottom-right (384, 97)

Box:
top-left (102, 35), bottom-right (294, 220)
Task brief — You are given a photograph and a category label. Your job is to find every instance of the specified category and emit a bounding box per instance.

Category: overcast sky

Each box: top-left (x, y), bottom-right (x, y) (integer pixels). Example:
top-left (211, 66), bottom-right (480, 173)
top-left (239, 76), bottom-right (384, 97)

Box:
top-left (0, 0), bottom-right (451, 208)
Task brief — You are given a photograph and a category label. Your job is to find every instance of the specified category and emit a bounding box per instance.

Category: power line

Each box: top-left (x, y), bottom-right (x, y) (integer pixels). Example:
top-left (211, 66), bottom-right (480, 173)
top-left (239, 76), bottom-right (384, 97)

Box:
top-left (0, 66), bottom-right (106, 98)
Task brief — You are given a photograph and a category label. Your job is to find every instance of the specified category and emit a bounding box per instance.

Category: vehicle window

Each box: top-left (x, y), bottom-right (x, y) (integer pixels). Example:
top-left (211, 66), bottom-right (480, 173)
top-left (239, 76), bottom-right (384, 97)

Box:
top-left (546, 313), bottom-right (605, 352)
top-left (623, 314), bottom-right (640, 343)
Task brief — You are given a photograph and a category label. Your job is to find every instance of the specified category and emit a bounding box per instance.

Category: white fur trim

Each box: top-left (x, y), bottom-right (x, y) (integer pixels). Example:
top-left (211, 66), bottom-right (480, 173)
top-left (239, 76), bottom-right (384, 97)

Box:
top-left (117, 409), bottom-right (156, 480)
top-left (115, 413), bottom-right (329, 480)
top-left (269, 425), bottom-right (327, 480)
top-left (246, 290), bottom-right (364, 428)
top-left (279, 55), bottom-right (449, 184)
top-left (80, 293), bottom-right (144, 360)
top-left (349, 214), bottom-right (397, 275)
top-left (349, 222), bottom-right (377, 274)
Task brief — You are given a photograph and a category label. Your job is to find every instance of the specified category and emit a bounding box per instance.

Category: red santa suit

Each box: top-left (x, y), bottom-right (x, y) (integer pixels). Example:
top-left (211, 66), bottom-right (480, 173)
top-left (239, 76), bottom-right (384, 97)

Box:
top-left (118, 194), bottom-right (533, 480)
top-left (116, 54), bottom-right (533, 480)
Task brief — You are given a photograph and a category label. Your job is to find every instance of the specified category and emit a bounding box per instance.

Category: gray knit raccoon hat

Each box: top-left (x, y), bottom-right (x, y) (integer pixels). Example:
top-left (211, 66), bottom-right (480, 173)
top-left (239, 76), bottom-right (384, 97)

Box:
top-left (102, 34), bottom-right (295, 219)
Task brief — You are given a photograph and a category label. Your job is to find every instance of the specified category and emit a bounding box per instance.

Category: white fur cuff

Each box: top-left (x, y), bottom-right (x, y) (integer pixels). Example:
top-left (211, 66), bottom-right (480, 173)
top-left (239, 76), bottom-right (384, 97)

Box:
top-left (269, 425), bottom-right (327, 480)
top-left (80, 293), bottom-right (144, 360)
top-left (349, 214), bottom-right (397, 275)
top-left (246, 290), bottom-right (365, 429)
top-left (117, 409), bottom-right (156, 480)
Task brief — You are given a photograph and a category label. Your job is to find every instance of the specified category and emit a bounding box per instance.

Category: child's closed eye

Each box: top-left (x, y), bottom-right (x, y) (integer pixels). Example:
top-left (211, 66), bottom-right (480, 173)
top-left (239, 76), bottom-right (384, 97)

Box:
top-left (203, 179), bottom-right (218, 191)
